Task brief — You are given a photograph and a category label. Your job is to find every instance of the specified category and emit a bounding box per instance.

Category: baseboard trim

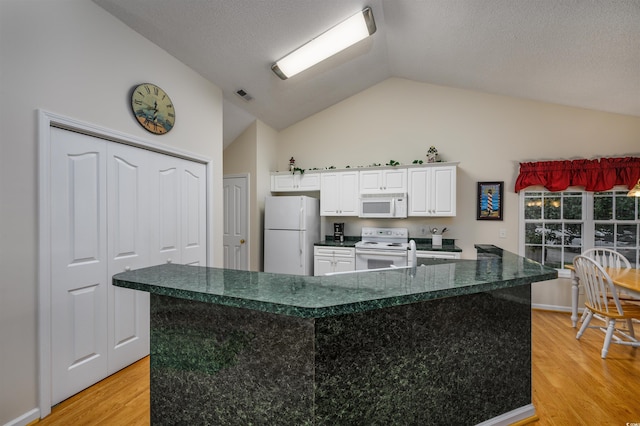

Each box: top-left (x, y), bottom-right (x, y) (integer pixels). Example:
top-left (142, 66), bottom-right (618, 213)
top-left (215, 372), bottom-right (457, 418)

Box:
top-left (3, 408), bottom-right (39, 426)
top-left (475, 404), bottom-right (536, 426)
top-left (532, 303), bottom-right (578, 313)
top-left (510, 414), bottom-right (540, 426)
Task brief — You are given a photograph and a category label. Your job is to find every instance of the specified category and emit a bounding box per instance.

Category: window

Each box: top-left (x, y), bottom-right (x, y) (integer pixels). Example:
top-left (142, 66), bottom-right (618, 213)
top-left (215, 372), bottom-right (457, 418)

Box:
top-left (520, 188), bottom-right (640, 274)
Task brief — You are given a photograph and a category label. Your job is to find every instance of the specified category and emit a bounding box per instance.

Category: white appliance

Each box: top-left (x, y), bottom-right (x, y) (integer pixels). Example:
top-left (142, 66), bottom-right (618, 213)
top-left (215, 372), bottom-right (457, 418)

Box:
top-left (264, 195), bottom-right (320, 275)
top-left (355, 227), bottom-right (411, 270)
top-left (359, 193), bottom-right (407, 218)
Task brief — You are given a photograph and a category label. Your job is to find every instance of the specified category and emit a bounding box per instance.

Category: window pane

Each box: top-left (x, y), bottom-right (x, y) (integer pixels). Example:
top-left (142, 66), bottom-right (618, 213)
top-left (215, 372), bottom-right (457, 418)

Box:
top-left (595, 223), bottom-right (614, 246)
top-left (545, 247), bottom-right (562, 268)
top-left (546, 224), bottom-right (562, 245)
top-left (615, 195), bottom-right (635, 220)
top-left (617, 224), bottom-right (637, 246)
top-left (525, 246), bottom-right (543, 263)
top-left (524, 197), bottom-right (542, 219)
top-left (544, 195), bottom-right (561, 219)
top-left (594, 193), bottom-right (613, 220)
top-left (565, 223), bottom-right (582, 246)
top-left (618, 249), bottom-right (638, 268)
top-left (525, 223), bottom-right (543, 244)
top-left (563, 195), bottom-right (582, 220)
top-left (565, 247), bottom-right (581, 267)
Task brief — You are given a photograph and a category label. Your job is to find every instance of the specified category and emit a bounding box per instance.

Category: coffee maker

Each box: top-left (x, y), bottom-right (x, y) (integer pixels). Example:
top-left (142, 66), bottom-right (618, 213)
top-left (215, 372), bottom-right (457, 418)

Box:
top-left (333, 222), bottom-right (345, 242)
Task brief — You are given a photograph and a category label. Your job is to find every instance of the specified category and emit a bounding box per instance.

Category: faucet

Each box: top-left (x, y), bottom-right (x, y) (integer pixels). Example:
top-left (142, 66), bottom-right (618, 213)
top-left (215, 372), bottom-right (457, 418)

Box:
top-left (409, 240), bottom-right (417, 277)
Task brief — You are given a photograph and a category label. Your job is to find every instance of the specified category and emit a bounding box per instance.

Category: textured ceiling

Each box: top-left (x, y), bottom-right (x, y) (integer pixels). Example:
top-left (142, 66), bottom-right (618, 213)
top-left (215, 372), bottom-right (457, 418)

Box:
top-left (94, 0), bottom-right (640, 147)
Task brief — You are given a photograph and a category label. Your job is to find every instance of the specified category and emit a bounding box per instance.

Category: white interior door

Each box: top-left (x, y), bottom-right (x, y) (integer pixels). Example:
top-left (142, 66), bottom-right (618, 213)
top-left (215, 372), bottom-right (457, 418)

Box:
top-left (107, 143), bottom-right (150, 373)
top-left (50, 128), bottom-right (109, 405)
top-left (150, 154), bottom-right (181, 266)
top-left (48, 125), bottom-right (209, 409)
top-left (223, 175), bottom-right (248, 270)
top-left (41, 112), bottom-right (211, 417)
top-left (181, 159), bottom-right (207, 266)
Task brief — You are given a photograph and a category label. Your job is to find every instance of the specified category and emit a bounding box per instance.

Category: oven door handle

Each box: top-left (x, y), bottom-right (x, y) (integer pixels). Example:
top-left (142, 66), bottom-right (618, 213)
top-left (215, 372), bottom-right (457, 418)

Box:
top-left (355, 250), bottom-right (408, 257)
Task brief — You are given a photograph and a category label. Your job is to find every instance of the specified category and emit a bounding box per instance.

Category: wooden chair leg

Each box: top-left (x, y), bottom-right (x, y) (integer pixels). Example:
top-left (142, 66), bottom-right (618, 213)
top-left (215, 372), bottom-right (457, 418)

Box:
top-left (627, 319), bottom-right (636, 339)
top-left (601, 319), bottom-right (616, 359)
top-left (577, 310), bottom-right (592, 340)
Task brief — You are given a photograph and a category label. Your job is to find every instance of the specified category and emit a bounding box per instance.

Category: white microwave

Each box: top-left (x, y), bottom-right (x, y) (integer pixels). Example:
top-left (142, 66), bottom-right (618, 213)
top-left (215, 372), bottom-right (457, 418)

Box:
top-left (359, 193), bottom-right (408, 218)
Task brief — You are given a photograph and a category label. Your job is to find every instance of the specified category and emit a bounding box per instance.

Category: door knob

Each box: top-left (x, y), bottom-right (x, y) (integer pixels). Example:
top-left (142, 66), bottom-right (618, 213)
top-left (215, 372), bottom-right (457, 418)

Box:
top-left (240, 239), bottom-right (245, 244)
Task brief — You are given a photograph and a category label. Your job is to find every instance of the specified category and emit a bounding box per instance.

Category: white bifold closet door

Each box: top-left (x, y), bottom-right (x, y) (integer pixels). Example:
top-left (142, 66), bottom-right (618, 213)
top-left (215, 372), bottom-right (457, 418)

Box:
top-left (50, 127), bottom-right (206, 405)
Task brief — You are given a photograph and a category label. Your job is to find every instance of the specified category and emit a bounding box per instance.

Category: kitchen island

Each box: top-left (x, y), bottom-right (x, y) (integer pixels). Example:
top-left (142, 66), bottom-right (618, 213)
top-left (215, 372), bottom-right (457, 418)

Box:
top-left (113, 246), bottom-right (556, 425)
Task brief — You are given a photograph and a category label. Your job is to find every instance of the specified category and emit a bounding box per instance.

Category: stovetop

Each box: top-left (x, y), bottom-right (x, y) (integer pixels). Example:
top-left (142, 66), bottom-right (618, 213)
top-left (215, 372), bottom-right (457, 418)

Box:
top-left (355, 227), bottom-right (409, 251)
top-left (355, 241), bottom-right (409, 250)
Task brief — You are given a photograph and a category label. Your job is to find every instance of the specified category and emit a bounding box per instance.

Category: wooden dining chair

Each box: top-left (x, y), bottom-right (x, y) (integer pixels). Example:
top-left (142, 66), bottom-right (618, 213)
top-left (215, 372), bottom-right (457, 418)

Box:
top-left (582, 247), bottom-right (639, 303)
top-left (582, 247), bottom-right (631, 269)
top-left (573, 255), bottom-right (640, 358)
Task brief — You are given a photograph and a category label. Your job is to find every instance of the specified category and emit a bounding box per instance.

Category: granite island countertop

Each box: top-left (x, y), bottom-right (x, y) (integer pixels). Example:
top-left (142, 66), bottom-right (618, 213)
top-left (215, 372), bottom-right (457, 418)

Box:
top-left (113, 247), bottom-right (556, 318)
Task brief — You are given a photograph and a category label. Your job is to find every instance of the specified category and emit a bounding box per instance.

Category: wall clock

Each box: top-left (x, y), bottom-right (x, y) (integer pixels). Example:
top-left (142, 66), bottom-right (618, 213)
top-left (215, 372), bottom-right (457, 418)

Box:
top-left (130, 83), bottom-right (175, 135)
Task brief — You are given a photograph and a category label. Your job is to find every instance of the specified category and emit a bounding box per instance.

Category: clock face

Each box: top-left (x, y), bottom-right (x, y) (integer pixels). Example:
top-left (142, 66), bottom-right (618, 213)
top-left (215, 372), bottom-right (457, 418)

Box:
top-left (131, 83), bottom-right (175, 134)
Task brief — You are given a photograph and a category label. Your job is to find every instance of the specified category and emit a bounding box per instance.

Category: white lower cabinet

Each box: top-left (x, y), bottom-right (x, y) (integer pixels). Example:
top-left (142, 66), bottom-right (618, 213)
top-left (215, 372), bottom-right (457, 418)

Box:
top-left (314, 246), bottom-right (355, 276)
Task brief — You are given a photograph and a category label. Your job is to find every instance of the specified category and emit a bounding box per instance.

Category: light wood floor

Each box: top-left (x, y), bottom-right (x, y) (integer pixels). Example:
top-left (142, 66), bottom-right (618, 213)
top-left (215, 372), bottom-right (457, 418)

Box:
top-left (32, 310), bottom-right (640, 425)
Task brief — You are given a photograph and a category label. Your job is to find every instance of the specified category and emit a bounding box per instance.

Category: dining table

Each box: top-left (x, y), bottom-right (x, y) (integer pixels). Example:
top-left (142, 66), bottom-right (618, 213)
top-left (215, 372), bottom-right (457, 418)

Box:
top-left (566, 264), bottom-right (640, 327)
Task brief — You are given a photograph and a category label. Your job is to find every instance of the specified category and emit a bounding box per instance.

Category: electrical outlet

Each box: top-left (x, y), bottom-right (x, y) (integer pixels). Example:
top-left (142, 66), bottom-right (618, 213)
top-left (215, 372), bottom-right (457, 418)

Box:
top-left (420, 226), bottom-right (427, 236)
top-left (499, 228), bottom-right (507, 239)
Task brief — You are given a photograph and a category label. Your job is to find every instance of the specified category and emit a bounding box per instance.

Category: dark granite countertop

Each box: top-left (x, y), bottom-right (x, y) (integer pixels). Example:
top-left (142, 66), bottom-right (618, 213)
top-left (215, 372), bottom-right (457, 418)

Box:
top-left (315, 236), bottom-right (462, 252)
top-left (113, 246), bottom-right (556, 318)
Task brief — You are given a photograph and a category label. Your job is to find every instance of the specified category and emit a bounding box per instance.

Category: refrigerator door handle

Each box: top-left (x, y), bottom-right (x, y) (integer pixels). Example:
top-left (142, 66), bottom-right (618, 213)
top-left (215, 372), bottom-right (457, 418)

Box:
top-left (299, 198), bottom-right (304, 230)
top-left (299, 231), bottom-right (304, 267)
top-left (299, 199), bottom-right (304, 267)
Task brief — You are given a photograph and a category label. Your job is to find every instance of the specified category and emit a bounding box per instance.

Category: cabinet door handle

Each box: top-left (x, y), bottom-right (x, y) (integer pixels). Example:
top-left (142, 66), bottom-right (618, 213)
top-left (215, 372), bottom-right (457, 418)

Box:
top-left (124, 266), bottom-right (131, 272)
top-left (167, 258), bottom-right (173, 264)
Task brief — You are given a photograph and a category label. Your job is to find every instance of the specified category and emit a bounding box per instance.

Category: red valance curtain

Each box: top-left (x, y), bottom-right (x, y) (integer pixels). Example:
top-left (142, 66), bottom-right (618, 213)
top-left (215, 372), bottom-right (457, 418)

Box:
top-left (515, 156), bottom-right (640, 192)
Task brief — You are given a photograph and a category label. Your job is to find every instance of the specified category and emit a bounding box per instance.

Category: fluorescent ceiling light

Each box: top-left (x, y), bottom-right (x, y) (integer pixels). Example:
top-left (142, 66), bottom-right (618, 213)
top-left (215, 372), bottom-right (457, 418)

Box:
top-left (272, 7), bottom-right (376, 80)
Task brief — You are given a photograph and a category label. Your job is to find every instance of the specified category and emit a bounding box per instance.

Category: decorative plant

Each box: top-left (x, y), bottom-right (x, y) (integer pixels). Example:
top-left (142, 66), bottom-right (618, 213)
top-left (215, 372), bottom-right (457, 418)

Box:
top-left (412, 159), bottom-right (424, 164)
top-left (386, 160), bottom-right (400, 166)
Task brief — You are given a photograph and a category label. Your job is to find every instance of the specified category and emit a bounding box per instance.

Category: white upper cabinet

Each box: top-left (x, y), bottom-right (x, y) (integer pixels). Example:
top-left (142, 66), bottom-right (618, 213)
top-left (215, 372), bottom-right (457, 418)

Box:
top-left (408, 164), bottom-right (457, 216)
top-left (320, 171), bottom-right (359, 216)
top-left (271, 172), bottom-right (320, 192)
top-left (359, 168), bottom-right (407, 194)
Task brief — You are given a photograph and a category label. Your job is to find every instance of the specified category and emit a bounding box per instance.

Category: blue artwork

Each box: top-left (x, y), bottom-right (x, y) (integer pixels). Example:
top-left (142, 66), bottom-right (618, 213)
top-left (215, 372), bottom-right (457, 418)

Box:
top-left (478, 183), bottom-right (502, 219)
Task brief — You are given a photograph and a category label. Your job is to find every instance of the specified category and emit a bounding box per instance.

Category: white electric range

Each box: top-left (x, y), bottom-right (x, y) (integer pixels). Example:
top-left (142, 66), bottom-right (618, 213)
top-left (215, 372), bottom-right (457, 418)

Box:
top-left (355, 227), bottom-right (411, 270)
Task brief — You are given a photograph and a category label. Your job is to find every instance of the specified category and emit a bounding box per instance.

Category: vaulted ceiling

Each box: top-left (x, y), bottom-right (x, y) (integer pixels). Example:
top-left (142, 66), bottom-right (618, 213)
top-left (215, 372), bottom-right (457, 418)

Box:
top-left (94, 0), bottom-right (640, 147)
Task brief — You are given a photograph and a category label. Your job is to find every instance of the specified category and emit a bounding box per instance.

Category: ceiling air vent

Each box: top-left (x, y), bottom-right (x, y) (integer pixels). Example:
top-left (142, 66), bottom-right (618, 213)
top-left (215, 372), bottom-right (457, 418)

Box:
top-left (235, 89), bottom-right (253, 101)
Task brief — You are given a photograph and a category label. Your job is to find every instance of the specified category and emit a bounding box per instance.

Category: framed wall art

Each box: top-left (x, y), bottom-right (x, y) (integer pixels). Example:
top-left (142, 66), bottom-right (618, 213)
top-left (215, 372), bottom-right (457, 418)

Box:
top-left (477, 181), bottom-right (503, 220)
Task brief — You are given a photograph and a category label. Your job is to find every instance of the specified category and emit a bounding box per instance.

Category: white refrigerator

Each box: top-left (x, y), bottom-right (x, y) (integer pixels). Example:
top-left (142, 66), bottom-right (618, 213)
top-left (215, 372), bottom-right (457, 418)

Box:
top-left (264, 195), bottom-right (320, 275)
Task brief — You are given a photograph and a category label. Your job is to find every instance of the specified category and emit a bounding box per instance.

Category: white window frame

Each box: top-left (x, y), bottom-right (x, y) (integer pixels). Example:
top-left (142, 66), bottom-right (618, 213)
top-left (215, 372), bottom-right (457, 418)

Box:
top-left (519, 185), bottom-right (640, 278)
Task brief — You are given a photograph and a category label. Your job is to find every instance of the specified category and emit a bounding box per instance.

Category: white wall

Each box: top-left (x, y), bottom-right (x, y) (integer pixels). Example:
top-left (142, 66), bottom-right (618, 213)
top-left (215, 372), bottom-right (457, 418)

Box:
top-left (223, 120), bottom-right (279, 271)
top-left (275, 78), bottom-right (640, 307)
top-left (0, 1), bottom-right (223, 424)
